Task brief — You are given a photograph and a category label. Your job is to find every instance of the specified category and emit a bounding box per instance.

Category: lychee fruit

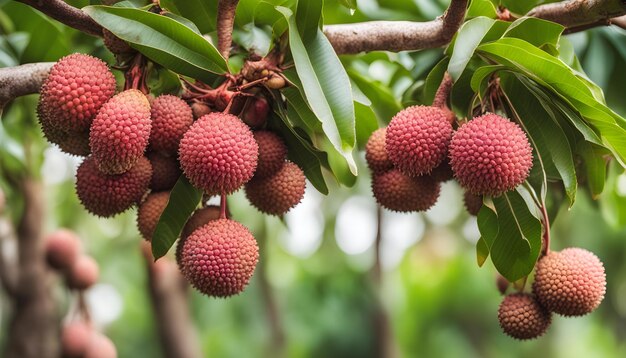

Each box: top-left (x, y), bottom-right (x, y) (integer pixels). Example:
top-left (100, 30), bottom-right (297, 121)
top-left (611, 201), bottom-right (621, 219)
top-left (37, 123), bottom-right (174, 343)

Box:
top-left (532, 248), bottom-right (606, 316)
top-left (179, 219), bottom-right (259, 297)
top-left (103, 28), bottom-right (133, 55)
top-left (137, 192), bottom-right (169, 241)
top-left (180, 206), bottom-right (222, 240)
top-left (44, 229), bottom-right (81, 271)
top-left (449, 113), bottom-right (532, 196)
top-left (89, 89), bottom-right (152, 174)
top-left (76, 156), bottom-right (152, 217)
top-left (245, 161), bottom-right (305, 216)
top-left (148, 152), bottom-right (181, 191)
top-left (372, 169), bottom-right (440, 212)
top-left (67, 255), bottom-right (99, 290)
top-left (39, 118), bottom-right (91, 156)
top-left (253, 131), bottom-right (287, 178)
top-left (61, 321), bottom-right (93, 358)
top-left (84, 332), bottom-right (117, 358)
top-left (179, 113), bottom-right (258, 194)
top-left (498, 293), bottom-right (551, 340)
top-left (429, 157), bottom-right (454, 182)
top-left (385, 106), bottom-right (453, 176)
top-left (496, 275), bottom-right (509, 295)
top-left (242, 97), bottom-right (270, 128)
top-left (365, 127), bottom-right (393, 175)
top-left (37, 53), bottom-right (116, 132)
top-left (149, 95), bottom-right (194, 154)
top-left (464, 191), bottom-right (483, 216)
top-left (191, 102), bottom-right (211, 119)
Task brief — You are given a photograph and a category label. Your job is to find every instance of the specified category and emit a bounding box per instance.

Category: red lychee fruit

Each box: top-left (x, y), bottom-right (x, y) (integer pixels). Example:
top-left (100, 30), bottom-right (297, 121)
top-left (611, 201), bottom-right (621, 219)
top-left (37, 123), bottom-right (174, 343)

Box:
top-left (253, 131), bottom-right (287, 178)
top-left (137, 192), bottom-right (169, 241)
top-left (365, 127), bottom-right (393, 175)
top-left (464, 191), bottom-right (483, 216)
top-left (496, 275), bottom-right (509, 295)
top-left (429, 157), bottom-right (454, 182)
top-left (177, 206), bottom-right (222, 273)
top-left (191, 102), bottom-right (212, 119)
top-left (84, 332), bottom-right (117, 358)
top-left (102, 29), bottom-right (133, 55)
top-left (44, 229), bottom-right (81, 271)
top-left (61, 321), bottom-right (93, 358)
top-left (37, 53), bottom-right (116, 132)
top-left (39, 119), bottom-right (91, 156)
top-left (149, 95), bottom-right (194, 154)
top-left (245, 161), bottom-right (305, 216)
top-left (67, 255), bottom-right (99, 290)
top-left (148, 152), bottom-right (181, 191)
top-left (242, 97), bottom-right (270, 128)
top-left (449, 113), bottom-right (532, 196)
top-left (532, 248), bottom-right (606, 316)
top-left (180, 219), bottom-right (259, 297)
top-left (498, 293), bottom-right (551, 340)
top-left (179, 113), bottom-right (258, 194)
top-left (89, 89), bottom-right (151, 174)
top-left (372, 169), bottom-right (440, 212)
top-left (385, 106), bottom-right (453, 176)
top-left (76, 156), bottom-right (152, 217)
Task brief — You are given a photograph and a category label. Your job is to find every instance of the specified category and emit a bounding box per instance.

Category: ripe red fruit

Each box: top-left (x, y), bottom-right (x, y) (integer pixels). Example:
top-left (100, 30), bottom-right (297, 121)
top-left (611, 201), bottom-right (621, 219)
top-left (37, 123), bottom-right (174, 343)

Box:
top-left (147, 152), bottom-right (181, 191)
top-left (67, 255), bottom-right (99, 290)
top-left (372, 169), bottom-right (440, 212)
top-left (365, 128), bottom-right (393, 175)
top-left (40, 119), bottom-right (91, 156)
top-left (498, 293), bottom-right (551, 340)
top-left (177, 206), bottom-right (222, 273)
top-left (149, 95), bottom-right (194, 154)
top-left (89, 89), bottom-right (152, 174)
top-left (463, 191), bottom-right (483, 216)
top-left (191, 102), bottom-right (212, 119)
top-left (180, 219), bottom-right (259, 297)
top-left (84, 332), bottom-right (117, 358)
top-left (76, 156), bottom-right (152, 217)
top-left (532, 248), bottom-right (606, 316)
top-left (449, 113), bottom-right (533, 196)
top-left (385, 106), bottom-right (453, 176)
top-left (429, 157), bottom-right (454, 182)
top-left (245, 161), bottom-right (306, 216)
top-left (242, 97), bottom-right (270, 128)
top-left (37, 53), bottom-right (116, 132)
top-left (137, 192), bottom-right (169, 241)
top-left (61, 321), bottom-right (93, 358)
top-left (179, 113), bottom-right (258, 194)
top-left (102, 29), bottom-right (133, 55)
top-left (44, 229), bottom-right (81, 271)
top-left (253, 131), bottom-right (287, 178)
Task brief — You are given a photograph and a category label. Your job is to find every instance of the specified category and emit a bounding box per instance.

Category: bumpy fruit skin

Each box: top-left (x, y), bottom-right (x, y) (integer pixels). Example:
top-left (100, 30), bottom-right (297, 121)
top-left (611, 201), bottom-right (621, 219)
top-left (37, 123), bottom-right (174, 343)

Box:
top-left (449, 113), bottom-right (532, 196)
top-left (463, 191), bottom-right (483, 216)
top-left (242, 97), bottom-right (270, 128)
top-left (90, 89), bottom-right (151, 174)
top-left (40, 119), bottom-right (91, 156)
top-left (37, 54), bottom-right (116, 132)
top-left (245, 161), bottom-right (305, 216)
top-left (177, 206), bottom-right (222, 273)
top-left (76, 156), bottom-right (152, 217)
top-left (385, 106), bottom-right (453, 176)
top-left (365, 128), bottom-right (393, 175)
top-left (179, 113), bottom-right (258, 194)
top-left (372, 169), bottom-right (440, 212)
top-left (44, 229), bottom-right (81, 271)
top-left (148, 152), bottom-right (181, 191)
top-left (137, 192), bottom-right (169, 241)
top-left (253, 131), bottom-right (287, 178)
top-left (61, 321), bottom-right (93, 358)
top-left (84, 333), bottom-right (117, 358)
top-left (102, 29), bottom-right (133, 55)
top-left (533, 248), bottom-right (606, 316)
top-left (67, 255), bottom-right (99, 290)
top-left (429, 157), bottom-right (454, 182)
top-left (149, 95), bottom-right (193, 154)
top-left (180, 219), bottom-right (259, 297)
top-left (498, 293), bottom-right (551, 340)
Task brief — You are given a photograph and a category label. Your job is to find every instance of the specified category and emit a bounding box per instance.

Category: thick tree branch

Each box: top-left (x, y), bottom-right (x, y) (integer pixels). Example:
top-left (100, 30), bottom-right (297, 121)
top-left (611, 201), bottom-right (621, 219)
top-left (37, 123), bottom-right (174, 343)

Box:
top-left (324, 0), bottom-right (468, 54)
top-left (0, 62), bottom-right (53, 110)
top-left (528, 0), bottom-right (626, 29)
top-left (217, 0), bottom-right (239, 60)
top-left (16, 0), bottom-right (103, 37)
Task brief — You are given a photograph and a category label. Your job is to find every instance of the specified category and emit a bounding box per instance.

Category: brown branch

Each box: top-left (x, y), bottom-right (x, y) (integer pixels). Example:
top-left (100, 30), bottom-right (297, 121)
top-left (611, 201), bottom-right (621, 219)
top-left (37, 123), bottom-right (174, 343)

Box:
top-left (217, 0), bottom-right (239, 60)
top-left (141, 244), bottom-right (202, 358)
top-left (611, 14), bottom-right (626, 29)
top-left (0, 62), bottom-right (53, 110)
top-left (324, 0), bottom-right (469, 54)
top-left (16, 0), bottom-right (103, 37)
top-left (528, 0), bottom-right (626, 29)
top-left (433, 72), bottom-right (453, 108)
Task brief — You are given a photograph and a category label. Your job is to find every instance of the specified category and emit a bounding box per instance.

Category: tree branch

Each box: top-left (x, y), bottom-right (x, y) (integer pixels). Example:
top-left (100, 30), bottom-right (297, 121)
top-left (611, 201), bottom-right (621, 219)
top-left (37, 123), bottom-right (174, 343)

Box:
top-left (528, 0), bottom-right (626, 29)
top-left (0, 62), bottom-right (53, 110)
top-left (15, 0), bottom-right (103, 37)
top-left (324, 0), bottom-right (469, 54)
top-left (217, 0), bottom-right (240, 60)
top-left (611, 14), bottom-right (626, 29)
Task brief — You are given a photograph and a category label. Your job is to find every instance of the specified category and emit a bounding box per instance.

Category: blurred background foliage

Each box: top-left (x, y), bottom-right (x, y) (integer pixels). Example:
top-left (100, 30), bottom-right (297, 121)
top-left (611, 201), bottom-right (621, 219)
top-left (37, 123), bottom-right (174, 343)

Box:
top-left (1, 0), bottom-right (626, 357)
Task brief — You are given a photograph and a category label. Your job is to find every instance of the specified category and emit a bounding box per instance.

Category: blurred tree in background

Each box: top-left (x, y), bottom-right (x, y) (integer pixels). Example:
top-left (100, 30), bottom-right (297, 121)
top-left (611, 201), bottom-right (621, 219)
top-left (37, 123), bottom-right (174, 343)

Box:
top-left (1, 1), bottom-right (626, 357)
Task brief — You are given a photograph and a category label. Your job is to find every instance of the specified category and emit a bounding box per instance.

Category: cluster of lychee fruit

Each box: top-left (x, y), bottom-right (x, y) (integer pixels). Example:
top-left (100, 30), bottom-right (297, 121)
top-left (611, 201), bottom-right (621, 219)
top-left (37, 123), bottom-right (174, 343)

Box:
top-left (44, 229), bottom-right (117, 358)
top-left (37, 53), bottom-right (306, 298)
top-left (498, 247), bottom-right (606, 340)
top-left (366, 106), bottom-right (533, 214)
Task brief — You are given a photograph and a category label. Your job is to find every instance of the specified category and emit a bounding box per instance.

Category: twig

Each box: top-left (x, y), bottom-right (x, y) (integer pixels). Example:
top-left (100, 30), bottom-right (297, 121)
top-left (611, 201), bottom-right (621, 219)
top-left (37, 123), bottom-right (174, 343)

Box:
top-left (612, 14), bottom-right (626, 29)
top-left (217, 0), bottom-right (240, 60)
top-left (432, 72), bottom-right (453, 108)
top-left (0, 62), bottom-right (53, 110)
top-left (528, 0), bottom-right (626, 29)
top-left (15, 0), bottom-right (103, 37)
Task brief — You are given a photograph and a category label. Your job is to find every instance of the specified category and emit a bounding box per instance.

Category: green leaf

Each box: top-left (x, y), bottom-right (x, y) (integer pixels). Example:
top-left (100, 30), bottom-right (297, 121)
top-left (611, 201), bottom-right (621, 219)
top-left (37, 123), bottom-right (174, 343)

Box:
top-left (84, 6), bottom-right (227, 83)
top-left (503, 17), bottom-right (563, 48)
top-left (348, 69), bottom-right (402, 123)
top-left (338, 0), bottom-right (357, 10)
top-left (277, 6), bottom-right (357, 174)
top-left (470, 65), bottom-right (505, 101)
top-left (577, 141), bottom-right (608, 198)
top-left (233, 23), bottom-right (272, 56)
top-left (152, 176), bottom-right (203, 259)
top-left (476, 198), bottom-right (498, 267)
top-left (490, 191), bottom-right (542, 282)
top-left (476, 237), bottom-right (490, 267)
top-left (466, 0), bottom-right (497, 19)
top-left (354, 101), bottom-right (379, 149)
top-left (159, 0), bottom-right (217, 33)
top-left (295, 0), bottom-right (322, 42)
top-left (423, 57), bottom-right (449, 105)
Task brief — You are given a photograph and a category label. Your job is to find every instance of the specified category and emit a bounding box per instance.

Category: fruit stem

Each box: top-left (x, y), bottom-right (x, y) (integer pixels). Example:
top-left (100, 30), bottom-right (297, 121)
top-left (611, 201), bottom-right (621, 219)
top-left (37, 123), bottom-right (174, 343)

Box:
top-left (77, 292), bottom-right (92, 324)
top-left (219, 193), bottom-right (227, 219)
top-left (433, 72), bottom-right (453, 109)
